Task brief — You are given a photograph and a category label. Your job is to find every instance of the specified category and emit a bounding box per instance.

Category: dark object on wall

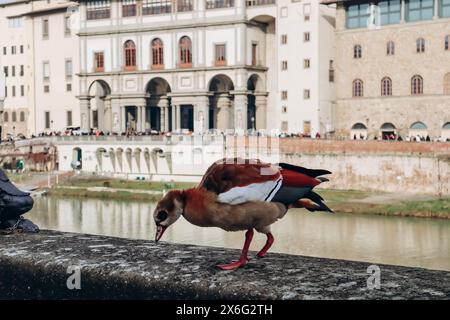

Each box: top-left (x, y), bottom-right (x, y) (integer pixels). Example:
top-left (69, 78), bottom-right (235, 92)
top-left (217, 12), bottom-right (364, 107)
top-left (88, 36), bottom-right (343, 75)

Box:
top-left (0, 170), bottom-right (38, 233)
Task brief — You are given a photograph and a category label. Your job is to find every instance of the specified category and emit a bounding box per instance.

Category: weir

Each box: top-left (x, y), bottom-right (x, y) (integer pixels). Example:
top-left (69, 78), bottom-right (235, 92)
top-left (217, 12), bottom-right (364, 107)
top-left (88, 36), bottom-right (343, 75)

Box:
top-left (0, 230), bottom-right (449, 299)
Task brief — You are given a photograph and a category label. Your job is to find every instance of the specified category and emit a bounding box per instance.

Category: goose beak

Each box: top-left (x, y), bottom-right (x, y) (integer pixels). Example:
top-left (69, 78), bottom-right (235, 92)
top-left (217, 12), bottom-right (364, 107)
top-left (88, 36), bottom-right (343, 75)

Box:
top-left (155, 225), bottom-right (167, 243)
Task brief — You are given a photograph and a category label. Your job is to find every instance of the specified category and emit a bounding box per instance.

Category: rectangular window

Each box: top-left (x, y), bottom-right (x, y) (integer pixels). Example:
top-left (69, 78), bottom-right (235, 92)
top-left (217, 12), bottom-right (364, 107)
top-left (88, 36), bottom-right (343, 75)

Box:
top-left (406, 0), bottom-right (434, 22)
top-left (94, 52), bottom-right (104, 72)
top-left (12, 112), bottom-right (16, 122)
top-left (303, 121), bottom-right (311, 136)
top-left (64, 16), bottom-right (71, 35)
top-left (178, 0), bottom-right (193, 12)
top-left (20, 85), bottom-right (24, 96)
top-left (87, 0), bottom-right (111, 20)
top-left (43, 62), bottom-right (50, 81)
top-left (303, 3), bottom-right (311, 20)
top-left (67, 111), bottom-right (73, 127)
top-left (281, 121), bottom-right (288, 132)
top-left (281, 34), bottom-right (287, 45)
top-left (20, 45), bottom-right (24, 54)
top-left (440, 0), bottom-right (450, 17)
top-left (3, 47), bottom-right (6, 55)
top-left (346, 3), bottom-right (370, 29)
top-left (11, 66), bottom-right (15, 77)
top-left (42, 19), bottom-right (49, 39)
top-left (20, 65), bottom-right (24, 76)
top-left (8, 17), bottom-right (23, 28)
top-left (378, 0), bottom-right (401, 25)
top-left (142, 0), bottom-right (172, 15)
top-left (44, 85), bottom-right (50, 93)
top-left (20, 112), bottom-right (25, 122)
top-left (4, 86), bottom-right (7, 97)
top-left (206, 0), bottom-right (235, 9)
top-left (281, 60), bottom-right (288, 70)
top-left (304, 89), bottom-right (310, 99)
top-left (304, 32), bottom-right (310, 42)
top-left (251, 43), bottom-right (258, 66)
top-left (3, 66), bottom-right (8, 77)
top-left (122, 0), bottom-right (137, 17)
top-left (66, 83), bottom-right (72, 92)
top-left (12, 86), bottom-right (16, 97)
top-left (11, 46), bottom-right (16, 55)
top-left (304, 59), bottom-right (310, 68)
top-left (281, 90), bottom-right (288, 100)
top-left (45, 112), bottom-right (50, 129)
top-left (65, 59), bottom-right (73, 79)
top-left (282, 106), bottom-right (287, 113)
top-left (329, 60), bottom-right (334, 82)
top-left (215, 44), bottom-right (227, 66)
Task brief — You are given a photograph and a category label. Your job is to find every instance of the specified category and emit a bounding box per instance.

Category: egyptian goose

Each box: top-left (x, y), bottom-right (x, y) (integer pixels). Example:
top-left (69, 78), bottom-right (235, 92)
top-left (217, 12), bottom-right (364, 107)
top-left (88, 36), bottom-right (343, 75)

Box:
top-left (154, 158), bottom-right (332, 270)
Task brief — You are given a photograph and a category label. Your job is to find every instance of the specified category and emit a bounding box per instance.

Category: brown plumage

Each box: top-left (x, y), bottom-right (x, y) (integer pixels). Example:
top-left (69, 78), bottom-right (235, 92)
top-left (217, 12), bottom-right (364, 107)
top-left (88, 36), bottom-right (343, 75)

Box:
top-left (154, 158), bottom-right (332, 270)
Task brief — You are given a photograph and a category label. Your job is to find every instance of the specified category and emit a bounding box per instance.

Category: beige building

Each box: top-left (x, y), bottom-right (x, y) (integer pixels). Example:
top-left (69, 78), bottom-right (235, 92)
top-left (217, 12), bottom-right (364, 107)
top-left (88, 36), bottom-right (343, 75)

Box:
top-left (0, 0), bottom-right (79, 139)
top-left (77, 0), bottom-right (336, 136)
top-left (323, 0), bottom-right (450, 140)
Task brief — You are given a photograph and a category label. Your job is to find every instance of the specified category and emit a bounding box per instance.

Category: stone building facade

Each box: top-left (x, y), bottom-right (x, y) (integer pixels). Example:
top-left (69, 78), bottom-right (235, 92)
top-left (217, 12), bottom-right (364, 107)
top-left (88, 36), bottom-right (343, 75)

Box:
top-left (77, 0), bottom-right (336, 135)
top-left (323, 0), bottom-right (450, 140)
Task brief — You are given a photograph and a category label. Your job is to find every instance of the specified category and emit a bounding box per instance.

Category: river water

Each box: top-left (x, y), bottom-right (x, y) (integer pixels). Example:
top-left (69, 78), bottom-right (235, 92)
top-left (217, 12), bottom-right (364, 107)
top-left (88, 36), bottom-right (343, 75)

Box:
top-left (27, 196), bottom-right (450, 271)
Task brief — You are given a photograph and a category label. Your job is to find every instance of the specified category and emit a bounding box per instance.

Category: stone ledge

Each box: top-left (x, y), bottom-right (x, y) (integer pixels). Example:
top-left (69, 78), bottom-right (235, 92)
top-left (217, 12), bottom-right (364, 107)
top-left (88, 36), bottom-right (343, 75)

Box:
top-left (0, 230), bottom-right (449, 299)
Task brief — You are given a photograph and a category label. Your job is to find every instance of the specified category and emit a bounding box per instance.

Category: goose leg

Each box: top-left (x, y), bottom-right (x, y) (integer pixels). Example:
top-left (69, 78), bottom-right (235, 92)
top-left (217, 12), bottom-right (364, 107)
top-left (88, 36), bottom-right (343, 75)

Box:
top-left (217, 229), bottom-right (254, 271)
top-left (257, 232), bottom-right (274, 258)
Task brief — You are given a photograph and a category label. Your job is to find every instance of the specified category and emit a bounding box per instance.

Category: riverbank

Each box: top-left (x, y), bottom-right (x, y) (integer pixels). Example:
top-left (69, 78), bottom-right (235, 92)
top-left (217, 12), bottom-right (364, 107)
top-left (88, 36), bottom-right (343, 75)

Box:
top-left (43, 176), bottom-right (450, 220)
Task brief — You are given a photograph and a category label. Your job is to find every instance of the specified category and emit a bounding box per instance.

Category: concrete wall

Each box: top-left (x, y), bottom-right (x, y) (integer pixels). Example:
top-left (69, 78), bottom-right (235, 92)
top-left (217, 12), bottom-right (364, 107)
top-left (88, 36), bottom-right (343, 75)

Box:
top-left (1, 230), bottom-right (449, 299)
top-left (50, 136), bottom-right (450, 195)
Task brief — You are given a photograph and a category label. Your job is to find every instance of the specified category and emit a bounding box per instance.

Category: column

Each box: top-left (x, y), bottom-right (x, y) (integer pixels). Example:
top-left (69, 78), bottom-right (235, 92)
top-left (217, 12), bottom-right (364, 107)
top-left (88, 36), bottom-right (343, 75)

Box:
top-left (255, 94), bottom-right (267, 131)
top-left (434, 0), bottom-right (439, 19)
top-left (136, 106), bottom-right (142, 132)
top-left (159, 97), bottom-right (169, 132)
top-left (194, 96), bottom-right (210, 133)
top-left (79, 96), bottom-right (91, 131)
top-left (111, 98), bottom-right (121, 133)
top-left (176, 105), bottom-right (181, 131)
top-left (400, 0), bottom-right (405, 23)
top-left (216, 94), bottom-right (231, 130)
top-left (121, 106), bottom-right (127, 132)
top-left (171, 104), bottom-right (177, 132)
top-left (102, 98), bottom-right (112, 132)
top-left (233, 93), bottom-right (248, 133)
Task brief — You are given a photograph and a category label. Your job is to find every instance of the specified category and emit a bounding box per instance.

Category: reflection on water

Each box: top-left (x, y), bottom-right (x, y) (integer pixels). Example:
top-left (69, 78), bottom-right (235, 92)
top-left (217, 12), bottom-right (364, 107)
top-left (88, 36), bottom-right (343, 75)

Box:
top-left (27, 196), bottom-right (450, 271)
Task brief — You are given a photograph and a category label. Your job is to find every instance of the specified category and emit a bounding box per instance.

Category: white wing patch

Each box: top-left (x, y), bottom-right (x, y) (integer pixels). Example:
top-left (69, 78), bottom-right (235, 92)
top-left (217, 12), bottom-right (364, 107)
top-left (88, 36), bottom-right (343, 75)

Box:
top-left (217, 177), bottom-right (283, 205)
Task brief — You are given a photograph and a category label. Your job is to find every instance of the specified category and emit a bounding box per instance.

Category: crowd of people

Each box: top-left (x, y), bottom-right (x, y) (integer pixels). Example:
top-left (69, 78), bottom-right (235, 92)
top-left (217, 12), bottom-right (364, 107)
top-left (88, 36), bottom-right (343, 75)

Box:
top-left (2, 127), bottom-right (449, 143)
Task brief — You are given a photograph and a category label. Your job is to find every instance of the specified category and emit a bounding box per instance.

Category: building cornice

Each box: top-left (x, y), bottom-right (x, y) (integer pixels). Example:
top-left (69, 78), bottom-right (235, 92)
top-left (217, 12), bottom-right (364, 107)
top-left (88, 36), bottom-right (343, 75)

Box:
top-left (336, 16), bottom-right (450, 35)
top-left (77, 65), bottom-right (268, 77)
top-left (77, 19), bottom-right (264, 37)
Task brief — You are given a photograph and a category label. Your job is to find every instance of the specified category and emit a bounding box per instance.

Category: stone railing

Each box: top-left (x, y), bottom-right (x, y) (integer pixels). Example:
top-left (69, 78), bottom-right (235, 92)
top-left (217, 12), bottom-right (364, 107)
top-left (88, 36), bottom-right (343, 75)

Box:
top-left (0, 230), bottom-right (449, 299)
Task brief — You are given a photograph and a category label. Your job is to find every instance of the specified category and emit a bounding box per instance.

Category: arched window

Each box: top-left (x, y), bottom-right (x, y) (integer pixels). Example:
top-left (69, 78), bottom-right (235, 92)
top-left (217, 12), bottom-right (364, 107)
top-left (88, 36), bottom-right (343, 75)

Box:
top-left (446, 35), bottom-right (450, 51)
top-left (151, 38), bottom-right (164, 69)
top-left (352, 123), bottom-right (367, 130)
top-left (179, 36), bottom-right (192, 68)
top-left (381, 77), bottom-right (392, 96)
top-left (3, 112), bottom-right (8, 123)
top-left (410, 122), bottom-right (427, 130)
top-left (444, 73), bottom-right (450, 94)
top-left (354, 44), bottom-right (362, 58)
top-left (416, 38), bottom-right (425, 53)
top-left (20, 111), bottom-right (25, 122)
top-left (387, 41), bottom-right (395, 55)
top-left (443, 122), bottom-right (450, 129)
top-left (12, 111), bottom-right (16, 122)
top-left (124, 40), bottom-right (136, 71)
top-left (352, 79), bottom-right (364, 97)
top-left (411, 75), bottom-right (423, 95)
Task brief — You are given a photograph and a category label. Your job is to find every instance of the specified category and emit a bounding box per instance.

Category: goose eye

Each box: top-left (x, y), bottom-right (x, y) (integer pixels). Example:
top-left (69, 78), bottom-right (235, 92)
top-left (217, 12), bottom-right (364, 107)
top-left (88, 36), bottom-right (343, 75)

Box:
top-left (157, 210), bottom-right (168, 221)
